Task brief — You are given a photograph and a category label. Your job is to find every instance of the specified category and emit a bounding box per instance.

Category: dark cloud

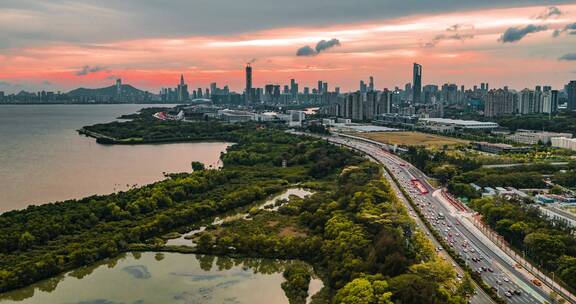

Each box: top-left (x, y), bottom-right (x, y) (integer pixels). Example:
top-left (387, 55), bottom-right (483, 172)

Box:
top-left (296, 45), bottom-right (316, 56)
top-left (553, 22), bottom-right (576, 37)
top-left (535, 6), bottom-right (562, 19)
top-left (499, 24), bottom-right (547, 43)
top-left (0, 0), bottom-right (567, 49)
top-left (42, 80), bottom-right (51, 85)
top-left (0, 81), bottom-right (12, 87)
top-left (559, 53), bottom-right (576, 61)
top-left (426, 33), bottom-right (474, 47)
top-left (296, 39), bottom-right (341, 56)
top-left (423, 25), bottom-right (475, 48)
top-left (76, 65), bottom-right (107, 76)
top-left (315, 39), bottom-right (341, 53)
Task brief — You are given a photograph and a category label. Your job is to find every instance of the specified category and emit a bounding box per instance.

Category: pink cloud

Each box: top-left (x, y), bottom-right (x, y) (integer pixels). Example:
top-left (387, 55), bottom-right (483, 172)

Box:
top-left (1, 3), bottom-right (575, 93)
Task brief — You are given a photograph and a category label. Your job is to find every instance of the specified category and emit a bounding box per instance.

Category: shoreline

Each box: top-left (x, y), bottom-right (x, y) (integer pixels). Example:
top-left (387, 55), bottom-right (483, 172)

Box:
top-left (77, 128), bottom-right (234, 145)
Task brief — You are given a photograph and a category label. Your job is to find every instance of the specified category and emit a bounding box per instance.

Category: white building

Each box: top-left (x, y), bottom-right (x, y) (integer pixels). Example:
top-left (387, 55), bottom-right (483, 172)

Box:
top-left (218, 109), bottom-right (254, 123)
top-left (418, 118), bottom-right (499, 132)
top-left (506, 129), bottom-right (573, 145)
top-left (551, 137), bottom-right (576, 151)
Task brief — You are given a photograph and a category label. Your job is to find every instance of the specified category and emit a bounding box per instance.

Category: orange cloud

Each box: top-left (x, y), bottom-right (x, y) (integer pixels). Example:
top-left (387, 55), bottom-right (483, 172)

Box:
top-left (0, 3), bottom-right (575, 93)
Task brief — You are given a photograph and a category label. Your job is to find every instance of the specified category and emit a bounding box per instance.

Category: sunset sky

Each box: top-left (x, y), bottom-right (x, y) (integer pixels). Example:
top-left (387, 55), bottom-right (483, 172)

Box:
top-left (1, 0), bottom-right (576, 93)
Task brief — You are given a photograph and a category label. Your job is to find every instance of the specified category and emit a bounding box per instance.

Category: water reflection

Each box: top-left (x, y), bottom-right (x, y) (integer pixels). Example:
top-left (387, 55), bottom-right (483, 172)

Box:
top-left (0, 252), bottom-right (324, 304)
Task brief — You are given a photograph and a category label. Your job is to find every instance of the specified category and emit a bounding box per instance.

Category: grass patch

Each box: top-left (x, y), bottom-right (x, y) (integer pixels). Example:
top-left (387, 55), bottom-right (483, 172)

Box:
top-left (357, 131), bottom-right (469, 148)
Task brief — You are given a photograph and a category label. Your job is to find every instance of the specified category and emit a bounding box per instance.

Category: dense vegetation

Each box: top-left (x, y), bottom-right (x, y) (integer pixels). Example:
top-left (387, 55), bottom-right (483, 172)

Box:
top-left (196, 160), bottom-right (470, 303)
top-left (470, 197), bottom-right (576, 290)
top-left (0, 122), bottom-right (362, 294)
top-left (0, 109), bottom-right (475, 302)
top-left (281, 264), bottom-right (313, 304)
top-left (82, 107), bottom-right (251, 144)
top-left (495, 112), bottom-right (576, 134)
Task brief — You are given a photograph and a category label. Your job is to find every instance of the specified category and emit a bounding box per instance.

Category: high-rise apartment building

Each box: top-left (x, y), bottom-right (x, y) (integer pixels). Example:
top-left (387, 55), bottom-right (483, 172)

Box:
top-left (519, 89), bottom-right (533, 114)
top-left (485, 89), bottom-right (515, 117)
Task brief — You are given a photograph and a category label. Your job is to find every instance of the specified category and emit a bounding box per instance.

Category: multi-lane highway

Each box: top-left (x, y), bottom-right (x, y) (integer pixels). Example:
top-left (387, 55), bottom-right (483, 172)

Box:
top-left (307, 132), bottom-right (572, 304)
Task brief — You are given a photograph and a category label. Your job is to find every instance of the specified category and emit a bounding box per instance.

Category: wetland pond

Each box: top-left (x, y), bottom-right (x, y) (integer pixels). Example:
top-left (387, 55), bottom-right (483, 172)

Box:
top-left (0, 188), bottom-right (323, 304)
top-left (0, 252), bottom-right (324, 304)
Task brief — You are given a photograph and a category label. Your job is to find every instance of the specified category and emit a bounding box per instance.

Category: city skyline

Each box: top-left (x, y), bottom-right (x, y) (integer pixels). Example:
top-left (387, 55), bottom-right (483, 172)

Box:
top-left (1, 1), bottom-right (576, 93)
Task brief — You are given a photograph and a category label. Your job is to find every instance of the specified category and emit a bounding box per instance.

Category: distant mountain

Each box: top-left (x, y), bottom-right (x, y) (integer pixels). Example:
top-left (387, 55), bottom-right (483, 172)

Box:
top-left (16, 91), bottom-right (37, 97)
top-left (68, 84), bottom-right (148, 97)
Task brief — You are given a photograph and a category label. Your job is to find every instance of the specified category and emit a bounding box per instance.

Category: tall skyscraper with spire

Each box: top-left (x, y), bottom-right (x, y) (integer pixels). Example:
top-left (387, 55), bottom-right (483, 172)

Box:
top-left (245, 64), bottom-right (253, 103)
top-left (177, 74), bottom-right (189, 102)
top-left (412, 63), bottom-right (422, 103)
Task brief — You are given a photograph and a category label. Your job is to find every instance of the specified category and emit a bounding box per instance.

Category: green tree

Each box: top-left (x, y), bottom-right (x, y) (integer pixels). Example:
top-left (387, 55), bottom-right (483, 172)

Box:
top-left (18, 231), bottom-right (35, 250)
top-left (281, 264), bottom-right (311, 304)
top-left (548, 185), bottom-right (564, 195)
top-left (334, 277), bottom-right (393, 304)
top-left (191, 161), bottom-right (205, 171)
top-left (197, 233), bottom-right (213, 251)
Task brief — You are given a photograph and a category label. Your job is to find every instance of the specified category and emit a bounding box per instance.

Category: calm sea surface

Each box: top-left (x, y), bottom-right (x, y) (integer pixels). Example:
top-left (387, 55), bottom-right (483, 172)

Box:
top-left (0, 104), bottom-right (230, 213)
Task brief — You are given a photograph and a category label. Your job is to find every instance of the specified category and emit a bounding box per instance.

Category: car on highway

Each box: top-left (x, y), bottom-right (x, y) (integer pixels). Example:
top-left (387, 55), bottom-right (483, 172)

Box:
top-left (531, 279), bottom-right (542, 287)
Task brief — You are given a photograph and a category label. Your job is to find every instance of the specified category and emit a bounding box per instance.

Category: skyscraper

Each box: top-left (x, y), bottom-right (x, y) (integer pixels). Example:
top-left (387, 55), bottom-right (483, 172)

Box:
top-left (245, 64), bottom-right (253, 103)
top-left (210, 82), bottom-right (217, 96)
top-left (379, 89), bottom-right (392, 114)
top-left (534, 86), bottom-right (542, 113)
top-left (412, 63), bottom-right (422, 103)
top-left (568, 81), bottom-right (576, 111)
top-left (290, 79), bottom-right (298, 100)
top-left (519, 89), bottom-right (533, 114)
top-left (551, 90), bottom-right (559, 113)
top-left (369, 76), bottom-right (374, 92)
top-left (116, 78), bottom-right (122, 99)
top-left (542, 90), bottom-right (554, 114)
top-left (177, 74), bottom-right (189, 102)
